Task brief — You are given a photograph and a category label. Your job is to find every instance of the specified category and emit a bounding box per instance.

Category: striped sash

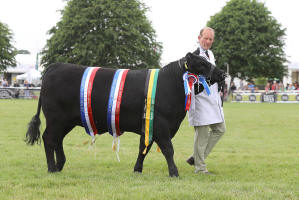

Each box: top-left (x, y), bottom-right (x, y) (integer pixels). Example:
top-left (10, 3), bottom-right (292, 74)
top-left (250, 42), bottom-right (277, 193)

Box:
top-left (80, 67), bottom-right (101, 138)
top-left (107, 69), bottom-right (129, 137)
top-left (143, 69), bottom-right (160, 154)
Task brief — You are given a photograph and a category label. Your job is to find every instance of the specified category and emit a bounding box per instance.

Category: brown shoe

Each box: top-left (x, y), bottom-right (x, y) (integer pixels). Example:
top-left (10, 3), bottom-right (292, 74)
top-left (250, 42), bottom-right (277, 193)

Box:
top-left (186, 157), bottom-right (194, 166)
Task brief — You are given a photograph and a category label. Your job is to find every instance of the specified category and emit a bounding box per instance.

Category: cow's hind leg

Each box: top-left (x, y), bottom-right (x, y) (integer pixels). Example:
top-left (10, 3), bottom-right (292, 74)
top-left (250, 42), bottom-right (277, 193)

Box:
top-left (43, 123), bottom-right (74, 172)
top-left (43, 126), bottom-right (57, 172)
top-left (155, 138), bottom-right (179, 177)
top-left (55, 140), bottom-right (66, 171)
top-left (55, 124), bottom-right (75, 171)
top-left (134, 136), bottom-right (153, 173)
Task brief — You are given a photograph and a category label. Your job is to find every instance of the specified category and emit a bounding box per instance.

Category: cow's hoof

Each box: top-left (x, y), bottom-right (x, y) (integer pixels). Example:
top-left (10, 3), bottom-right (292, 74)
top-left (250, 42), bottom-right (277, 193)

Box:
top-left (169, 174), bottom-right (179, 178)
top-left (169, 170), bottom-right (179, 177)
top-left (133, 168), bottom-right (143, 173)
top-left (48, 170), bottom-right (58, 173)
top-left (48, 167), bottom-right (58, 173)
top-left (56, 163), bottom-right (65, 172)
top-left (133, 165), bottom-right (143, 173)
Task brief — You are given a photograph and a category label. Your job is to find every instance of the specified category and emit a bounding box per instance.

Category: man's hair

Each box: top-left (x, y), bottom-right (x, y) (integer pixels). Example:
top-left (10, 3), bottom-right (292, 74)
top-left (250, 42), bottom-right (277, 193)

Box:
top-left (200, 27), bottom-right (215, 36)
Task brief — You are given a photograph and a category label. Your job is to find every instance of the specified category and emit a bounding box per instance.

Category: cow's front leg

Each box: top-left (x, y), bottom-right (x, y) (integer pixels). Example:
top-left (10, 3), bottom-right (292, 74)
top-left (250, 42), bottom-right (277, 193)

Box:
top-left (134, 135), bottom-right (153, 173)
top-left (156, 138), bottom-right (179, 177)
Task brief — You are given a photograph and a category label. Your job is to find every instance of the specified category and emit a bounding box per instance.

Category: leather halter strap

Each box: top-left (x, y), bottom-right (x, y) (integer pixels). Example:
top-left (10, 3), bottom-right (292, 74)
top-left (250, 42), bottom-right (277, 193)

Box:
top-left (178, 57), bottom-right (188, 71)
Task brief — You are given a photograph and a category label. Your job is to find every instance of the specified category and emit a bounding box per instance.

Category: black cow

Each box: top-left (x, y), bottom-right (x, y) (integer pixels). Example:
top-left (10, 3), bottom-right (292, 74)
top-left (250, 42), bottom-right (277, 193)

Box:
top-left (25, 52), bottom-right (225, 177)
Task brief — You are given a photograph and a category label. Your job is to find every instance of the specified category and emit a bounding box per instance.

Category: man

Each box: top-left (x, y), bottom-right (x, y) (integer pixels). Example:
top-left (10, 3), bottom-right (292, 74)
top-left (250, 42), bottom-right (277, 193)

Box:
top-left (187, 27), bottom-right (226, 174)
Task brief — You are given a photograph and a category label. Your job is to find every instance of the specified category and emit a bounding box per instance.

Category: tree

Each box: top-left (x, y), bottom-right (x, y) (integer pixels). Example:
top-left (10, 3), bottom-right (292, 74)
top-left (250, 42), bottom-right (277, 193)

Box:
top-left (0, 22), bottom-right (17, 72)
top-left (41, 0), bottom-right (162, 69)
top-left (207, 0), bottom-right (287, 82)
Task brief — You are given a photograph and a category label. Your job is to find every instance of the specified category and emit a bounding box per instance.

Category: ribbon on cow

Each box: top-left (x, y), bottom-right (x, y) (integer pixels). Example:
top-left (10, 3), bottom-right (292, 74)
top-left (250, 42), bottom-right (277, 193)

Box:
top-left (142, 69), bottom-right (160, 154)
top-left (107, 69), bottom-right (129, 161)
top-left (183, 72), bottom-right (198, 111)
top-left (107, 69), bottom-right (129, 137)
top-left (183, 72), bottom-right (211, 111)
top-left (80, 67), bottom-right (101, 141)
top-left (198, 76), bottom-right (211, 96)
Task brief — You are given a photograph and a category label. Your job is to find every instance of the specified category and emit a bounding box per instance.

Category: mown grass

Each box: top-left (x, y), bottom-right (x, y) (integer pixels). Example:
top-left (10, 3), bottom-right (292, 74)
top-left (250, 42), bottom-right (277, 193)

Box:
top-left (0, 99), bottom-right (298, 200)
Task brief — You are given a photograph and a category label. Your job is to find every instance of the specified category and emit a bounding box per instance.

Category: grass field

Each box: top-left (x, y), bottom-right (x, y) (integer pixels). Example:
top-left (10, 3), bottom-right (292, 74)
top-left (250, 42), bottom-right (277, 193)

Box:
top-left (0, 99), bottom-right (298, 200)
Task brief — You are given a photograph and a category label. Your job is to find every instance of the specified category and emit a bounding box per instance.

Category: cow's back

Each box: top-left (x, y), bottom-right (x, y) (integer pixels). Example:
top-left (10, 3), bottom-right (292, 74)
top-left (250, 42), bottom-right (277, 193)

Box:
top-left (41, 63), bottom-right (148, 134)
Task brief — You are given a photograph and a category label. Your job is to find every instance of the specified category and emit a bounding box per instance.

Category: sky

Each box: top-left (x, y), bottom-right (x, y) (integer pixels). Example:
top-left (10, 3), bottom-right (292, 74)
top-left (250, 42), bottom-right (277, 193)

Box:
top-left (0, 0), bottom-right (298, 67)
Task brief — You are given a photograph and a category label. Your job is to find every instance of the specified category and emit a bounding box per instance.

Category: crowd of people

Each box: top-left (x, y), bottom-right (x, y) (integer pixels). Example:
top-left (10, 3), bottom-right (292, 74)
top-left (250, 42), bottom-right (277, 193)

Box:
top-left (229, 80), bottom-right (299, 93)
top-left (0, 79), bottom-right (36, 88)
top-left (264, 81), bottom-right (299, 91)
top-left (283, 82), bottom-right (299, 91)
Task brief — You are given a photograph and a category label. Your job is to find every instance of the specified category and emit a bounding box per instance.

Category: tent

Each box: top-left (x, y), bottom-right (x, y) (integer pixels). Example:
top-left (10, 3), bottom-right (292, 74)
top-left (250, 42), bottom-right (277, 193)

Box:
top-left (16, 69), bottom-right (42, 86)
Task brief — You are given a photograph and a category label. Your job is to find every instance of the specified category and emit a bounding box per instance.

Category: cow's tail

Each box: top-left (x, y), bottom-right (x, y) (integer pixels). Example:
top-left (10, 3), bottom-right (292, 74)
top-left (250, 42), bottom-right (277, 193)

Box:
top-left (25, 96), bottom-right (42, 145)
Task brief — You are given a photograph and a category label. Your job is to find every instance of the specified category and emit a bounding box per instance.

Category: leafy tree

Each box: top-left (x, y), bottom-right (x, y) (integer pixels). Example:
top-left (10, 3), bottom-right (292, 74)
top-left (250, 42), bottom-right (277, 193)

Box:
top-left (207, 0), bottom-right (287, 82)
top-left (41, 0), bottom-right (162, 69)
top-left (0, 21), bottom-right (17, 72)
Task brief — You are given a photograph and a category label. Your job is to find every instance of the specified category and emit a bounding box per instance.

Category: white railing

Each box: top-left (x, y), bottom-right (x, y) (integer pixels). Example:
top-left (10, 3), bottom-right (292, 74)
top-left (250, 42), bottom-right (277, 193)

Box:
top-left (231, 90), bottom-right (299, 103)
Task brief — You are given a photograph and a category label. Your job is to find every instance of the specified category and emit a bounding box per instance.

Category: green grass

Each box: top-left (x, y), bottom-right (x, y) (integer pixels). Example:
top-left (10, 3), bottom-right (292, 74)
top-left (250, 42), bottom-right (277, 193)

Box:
top-left (0, 99), bottom-right (298, 200)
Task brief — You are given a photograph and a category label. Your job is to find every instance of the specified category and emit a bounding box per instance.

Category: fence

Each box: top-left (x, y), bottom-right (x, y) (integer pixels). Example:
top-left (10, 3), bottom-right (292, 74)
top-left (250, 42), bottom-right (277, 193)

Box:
top-left (0, 86), bottom-right (40, 99)
top-left (2, 87), bottom-right (299, 103)
top-left (231, 90), bottom-right (299, 103)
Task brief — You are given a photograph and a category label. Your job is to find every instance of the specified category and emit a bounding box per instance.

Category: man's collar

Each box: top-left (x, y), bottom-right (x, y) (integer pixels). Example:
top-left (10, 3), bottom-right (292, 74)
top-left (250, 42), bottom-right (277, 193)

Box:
top-left (199, 45), bottom-right (208, 53)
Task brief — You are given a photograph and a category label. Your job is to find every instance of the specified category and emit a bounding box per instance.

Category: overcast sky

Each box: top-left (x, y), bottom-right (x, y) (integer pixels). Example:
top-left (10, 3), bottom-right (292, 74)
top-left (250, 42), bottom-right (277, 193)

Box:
top-left (0, 0), bottom-right (298, 66)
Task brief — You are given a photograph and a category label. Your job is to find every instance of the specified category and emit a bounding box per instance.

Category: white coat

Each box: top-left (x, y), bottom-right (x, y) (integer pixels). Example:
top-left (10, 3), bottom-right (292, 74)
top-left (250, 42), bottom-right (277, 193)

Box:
top-left (188, 47), bottom-right (224, 126)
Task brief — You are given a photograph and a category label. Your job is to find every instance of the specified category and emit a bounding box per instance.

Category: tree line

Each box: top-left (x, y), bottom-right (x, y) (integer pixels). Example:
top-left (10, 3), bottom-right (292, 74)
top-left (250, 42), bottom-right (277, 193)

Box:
top-left (0, 0), bottom-right (287, 82)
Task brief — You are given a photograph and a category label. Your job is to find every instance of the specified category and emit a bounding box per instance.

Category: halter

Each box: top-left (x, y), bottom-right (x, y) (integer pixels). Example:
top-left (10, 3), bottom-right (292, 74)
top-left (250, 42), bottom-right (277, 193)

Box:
top-left (178, 56), bottom-right (215, 85)
top-left (178, 57), bottom-right (188, 71)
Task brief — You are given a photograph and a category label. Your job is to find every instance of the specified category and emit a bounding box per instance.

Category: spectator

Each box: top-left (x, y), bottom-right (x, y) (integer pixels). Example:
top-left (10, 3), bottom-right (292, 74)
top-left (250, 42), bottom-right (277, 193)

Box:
top-left (265, 82), bottom-right (271, 92)
top-left (230, 82), bottom-right (236, 93)
top-left (271, 81), bottom-right (277, 91)
top-left (13, 81), bottom-right (20, 87)
top-left (247, 82), bottom-right (255, 93)
top-left (238, 80), bottom-right (244, 90)
top-left (23, 80), bottom-right (30, 87)
top-left (23, 80), bottom-right (30, 98)
top-left (2, 79), bottom-right (8, 87)
top-left (229, 82), bottom-right (236, 99)
top-left (278, 81), bottom-right (284, 91)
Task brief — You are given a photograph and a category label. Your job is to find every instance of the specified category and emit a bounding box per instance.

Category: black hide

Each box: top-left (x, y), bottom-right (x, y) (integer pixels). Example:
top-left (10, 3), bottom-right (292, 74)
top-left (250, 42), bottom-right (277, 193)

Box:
top-left (25, 52), bottom-right (225, 177)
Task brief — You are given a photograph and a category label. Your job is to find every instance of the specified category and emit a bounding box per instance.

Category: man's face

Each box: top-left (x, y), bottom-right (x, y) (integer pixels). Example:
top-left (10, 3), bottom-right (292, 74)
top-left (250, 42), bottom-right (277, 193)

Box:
top-left (198, 29), bottom-right (214, 50)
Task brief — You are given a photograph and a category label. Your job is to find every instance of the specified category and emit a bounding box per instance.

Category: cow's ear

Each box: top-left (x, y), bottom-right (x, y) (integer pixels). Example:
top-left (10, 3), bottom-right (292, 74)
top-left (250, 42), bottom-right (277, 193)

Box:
top-left (186, 52), bottom-right (193, 59)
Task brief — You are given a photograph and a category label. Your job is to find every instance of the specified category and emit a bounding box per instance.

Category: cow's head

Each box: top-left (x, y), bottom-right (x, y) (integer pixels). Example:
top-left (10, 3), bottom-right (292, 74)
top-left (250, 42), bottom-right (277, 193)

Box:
top-left (185, 52), bottom-right (226, 84)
